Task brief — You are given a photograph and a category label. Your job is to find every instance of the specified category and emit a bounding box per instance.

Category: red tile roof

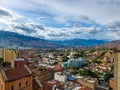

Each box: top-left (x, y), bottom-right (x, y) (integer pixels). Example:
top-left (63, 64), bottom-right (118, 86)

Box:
top-left (54, 65), bottom-right (64, 72)
top-left (80, 86), bottom-right (92, 90)
top-left (2, 65), bottom-right (32, 81)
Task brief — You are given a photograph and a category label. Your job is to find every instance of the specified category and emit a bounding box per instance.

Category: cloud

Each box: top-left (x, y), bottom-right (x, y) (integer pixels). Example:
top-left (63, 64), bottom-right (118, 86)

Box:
top-left (1, 0), bottom-right (120, 24)
top-left (0, 0), bottom-right (120, 41)
top-left (0, 8), bottom-right (11, 16)
top-left (0, 7), bottom-right (22, 27)
top-left (107, 20), bottom-right (120, 29)
top-left (4, 19), bottom-right (109, 40)
top-left (1, 17), bottom-right (120, 41)
top-left (110, 0), bottom-right (120, 5)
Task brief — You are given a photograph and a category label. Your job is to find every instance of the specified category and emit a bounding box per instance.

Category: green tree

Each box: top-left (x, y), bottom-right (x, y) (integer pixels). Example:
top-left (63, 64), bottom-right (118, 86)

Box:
top-left (92, 59), bottom-right (102, 64)
top-left (62, 56), bottom-right (69, 62)
top-left (79, 50), bottom-right (86, 57)
top-left (104, 73), bottom-right (113, 81)
top-left (89, 49), bottom-right (96, 53)
top-left (38, 67), bottom-right (46, 71)
top-left (79, 69), bottom-right (97, 77)
top-left (0, 58), bottom-right (3, 62)
top-left (66, 65), bottom-right (78, 70)
top-left (70, 70), bottom-right (78, 75)
top-left (2, 62), bottom-right (11, 67)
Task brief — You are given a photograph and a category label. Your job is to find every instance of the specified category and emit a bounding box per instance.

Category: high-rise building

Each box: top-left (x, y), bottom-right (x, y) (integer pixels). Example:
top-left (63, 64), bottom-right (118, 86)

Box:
top-left (114, 52), bottom-right (120, 90)
top-left (0, 48), bottom-right (19, 62)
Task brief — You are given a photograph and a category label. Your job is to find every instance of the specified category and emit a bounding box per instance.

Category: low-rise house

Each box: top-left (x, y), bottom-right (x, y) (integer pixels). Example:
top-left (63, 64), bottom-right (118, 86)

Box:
top-left (54, 72), bottom-right (67, 83)
top-left (77, 77), bottom-right (98, 90)
top-left (109, 78), bottom-right (114, 89)
top-left (0, 65), bottom-right (33, 90)
top-left (29, 65), bottom-right (54, 81)
top-left (11, 58), bottom-right (25, 68)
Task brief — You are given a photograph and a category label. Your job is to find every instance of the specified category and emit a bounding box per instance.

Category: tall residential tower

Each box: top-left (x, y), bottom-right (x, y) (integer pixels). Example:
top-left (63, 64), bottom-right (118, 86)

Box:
top-left (114, 51), bottom-right (120, 90)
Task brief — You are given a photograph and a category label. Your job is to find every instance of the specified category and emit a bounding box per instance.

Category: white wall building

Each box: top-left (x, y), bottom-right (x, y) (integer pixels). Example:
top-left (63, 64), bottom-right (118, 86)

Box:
top-left (54, 72), bottom-right (67, 83)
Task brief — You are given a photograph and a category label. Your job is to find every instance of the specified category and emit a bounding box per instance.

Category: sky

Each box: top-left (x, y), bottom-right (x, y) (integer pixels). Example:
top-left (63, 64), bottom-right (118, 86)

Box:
top-left (0, 0), bottom-right (120, 41)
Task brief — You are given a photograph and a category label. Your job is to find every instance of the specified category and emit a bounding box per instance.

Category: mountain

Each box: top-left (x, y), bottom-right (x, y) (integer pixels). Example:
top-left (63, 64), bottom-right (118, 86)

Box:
top-left (0, 31), bottom-right (110, 48)
top-left (51, 39), bottom-right (108, 47)
top-left (0, 31), bottom-right (59, 48)
top-left (99, 40), bottom-right (120, 48)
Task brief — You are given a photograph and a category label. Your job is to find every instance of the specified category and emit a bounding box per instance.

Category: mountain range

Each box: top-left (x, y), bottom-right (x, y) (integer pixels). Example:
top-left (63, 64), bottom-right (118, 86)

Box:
top-left (0, 30), bottom-right (119, 48)
top-left (0, 31), bottom-right (59, 48)
top-left (51, 39), bottom-right (108, 47)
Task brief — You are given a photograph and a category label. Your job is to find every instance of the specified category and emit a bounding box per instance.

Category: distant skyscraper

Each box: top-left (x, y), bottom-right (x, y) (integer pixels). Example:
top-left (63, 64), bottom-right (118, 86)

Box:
top-left (114, 51), bottom-right (120, 90)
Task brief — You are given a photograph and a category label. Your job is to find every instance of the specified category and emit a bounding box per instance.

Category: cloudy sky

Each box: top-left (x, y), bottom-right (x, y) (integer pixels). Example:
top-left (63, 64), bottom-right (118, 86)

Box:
top-left (0, 0), bottom-right (120, 40)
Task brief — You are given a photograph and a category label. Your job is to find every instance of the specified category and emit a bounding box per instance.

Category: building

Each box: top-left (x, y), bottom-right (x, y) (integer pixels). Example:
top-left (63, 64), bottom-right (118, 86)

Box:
top-left (11, 58), bottom-right (25, 68)
top-left (77, 77), bottom-right (98, 90)
top-left (0, 48), bottom-right (3, 58)
top-left (29, 66), bottom-right (54, 82)
top-left (33, 76), bottom-right (43, 90)
top-left (109, 78), bottom-right (114, 89)
top-left (80, 86), bottom-right (92, 90)
top-left (54, 72), bottom-right (67, 83)
top-left (0, 65), bottom-right (33, 90)
top-left (63, 57), bottom-right (84, 68)
top-left (0, 48), bottom-right (19, 62)
top-left (114, 51), bottom-right (120, 90)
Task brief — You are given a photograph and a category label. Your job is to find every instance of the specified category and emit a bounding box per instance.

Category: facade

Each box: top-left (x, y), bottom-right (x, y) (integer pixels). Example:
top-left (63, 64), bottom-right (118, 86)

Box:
top-left (109, 78), bottom-right (114, 89)
top-left (54, 72), bottom-right (67, 82)
top-left (0, 65), bottom-right (33, 90)
top-left (0, 48), bottom-right (3, 58)
top-left (114, 52), bottom-right (120, 90)
top-left (11, 58), bottom-right (25, 68)
top-left (33, 76), bottom-right (43, 90)
top-left (63, 57), bottom-right (84, 68)
top-left (77, 78), bottom-right (98, 90)
top-left (0, 48), bottom-right (19, 62)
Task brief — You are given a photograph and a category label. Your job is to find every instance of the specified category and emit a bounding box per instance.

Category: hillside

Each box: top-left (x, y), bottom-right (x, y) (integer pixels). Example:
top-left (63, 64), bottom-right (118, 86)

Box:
top-left (51, 39), bottom-right (108, 47)
top-left (0, 31), bottom-right (59, 48)
top-left (99, 40), bottom-right (120, 48)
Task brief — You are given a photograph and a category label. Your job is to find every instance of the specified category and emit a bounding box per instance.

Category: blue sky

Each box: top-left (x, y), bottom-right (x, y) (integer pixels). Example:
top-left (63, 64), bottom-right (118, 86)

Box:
top-left (0, 0), bottom-right (120, 40)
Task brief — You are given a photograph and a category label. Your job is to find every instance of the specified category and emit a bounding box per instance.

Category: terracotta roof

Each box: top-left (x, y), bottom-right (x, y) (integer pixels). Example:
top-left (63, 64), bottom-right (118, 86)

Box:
top-left (80, 86), bottom-right (92, 90)
top-left (54, 65), bottom-right (64, 72)
top-left (1, 65), bottom-right (32, 81)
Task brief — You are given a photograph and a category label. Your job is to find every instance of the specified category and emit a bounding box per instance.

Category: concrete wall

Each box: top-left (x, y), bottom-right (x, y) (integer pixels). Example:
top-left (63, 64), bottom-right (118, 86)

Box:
top-left (77, 79), bottom-right (98, 90)
top-left (0, 49), bottom-right (3, 58)
top-left (114, 52), bottom-right (120, 90)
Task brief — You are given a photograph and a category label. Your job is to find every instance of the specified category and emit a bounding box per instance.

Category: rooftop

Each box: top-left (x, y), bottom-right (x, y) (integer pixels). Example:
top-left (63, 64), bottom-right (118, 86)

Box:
top-left (0, 65), bottom-right (32, 81)
top-left (14, 58), bottom-right (24, 61)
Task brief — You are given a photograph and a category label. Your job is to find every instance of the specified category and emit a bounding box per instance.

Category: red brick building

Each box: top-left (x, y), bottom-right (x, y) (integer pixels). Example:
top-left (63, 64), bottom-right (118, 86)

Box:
top-left (0, 65), bottom-right (32, 90)
top-left (11, 58), bottom-right (25, 68)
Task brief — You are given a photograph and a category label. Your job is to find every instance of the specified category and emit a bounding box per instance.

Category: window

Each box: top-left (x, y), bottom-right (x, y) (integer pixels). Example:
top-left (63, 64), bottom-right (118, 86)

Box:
top-left (26, 81), bottom-right (28, 85)
top-left (11, 85), bottom-right (14, 90)
top-left (19, 83), bottom-right (21, 88)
